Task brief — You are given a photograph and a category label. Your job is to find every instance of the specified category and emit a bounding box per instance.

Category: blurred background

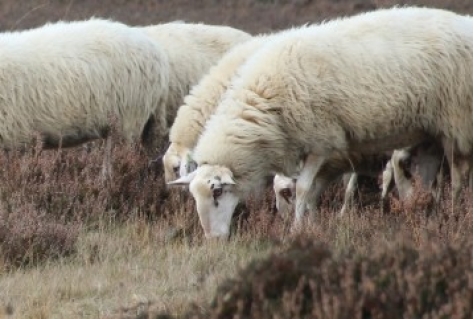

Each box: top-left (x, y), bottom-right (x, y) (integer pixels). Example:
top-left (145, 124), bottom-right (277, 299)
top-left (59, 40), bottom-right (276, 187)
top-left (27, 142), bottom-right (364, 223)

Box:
top-left (1, 0), bottom-right (472, 33)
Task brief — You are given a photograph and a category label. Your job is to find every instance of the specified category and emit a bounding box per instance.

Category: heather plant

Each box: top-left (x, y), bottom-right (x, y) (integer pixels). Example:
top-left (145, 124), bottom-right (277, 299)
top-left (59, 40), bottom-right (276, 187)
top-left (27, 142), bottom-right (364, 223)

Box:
top-left (0, 135), bottom-right (196, 268)
top-left (0, 138), bottom-right (180, 224)
top-left (0, 135), bottom-right (277, 268)
top-left (179, 237), bottom-right (472, 319)
top-left (0, 203), bottom-right (79, 270)
top-left (102, 178), bottom-right (472, 319)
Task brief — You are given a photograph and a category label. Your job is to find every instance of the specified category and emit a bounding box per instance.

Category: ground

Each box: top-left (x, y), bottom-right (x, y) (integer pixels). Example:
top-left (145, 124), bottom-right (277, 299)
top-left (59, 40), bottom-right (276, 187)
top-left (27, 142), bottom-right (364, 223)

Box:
top-left (0, 0), bottom-right (471, 33)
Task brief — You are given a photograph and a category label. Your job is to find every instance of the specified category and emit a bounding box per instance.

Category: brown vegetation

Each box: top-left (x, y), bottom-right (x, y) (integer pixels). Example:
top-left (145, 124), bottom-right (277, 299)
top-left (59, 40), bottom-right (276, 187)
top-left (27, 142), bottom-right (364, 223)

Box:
top-left (199, 238), bottom-right (472, 319)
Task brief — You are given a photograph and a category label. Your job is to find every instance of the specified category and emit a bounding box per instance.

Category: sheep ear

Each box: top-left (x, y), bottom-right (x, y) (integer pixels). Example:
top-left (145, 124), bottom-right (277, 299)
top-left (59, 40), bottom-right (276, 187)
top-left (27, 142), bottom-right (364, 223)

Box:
top-left (167, 170), bottom-right (197, 186)
top-left (221, 174), bottom-right (236, 186)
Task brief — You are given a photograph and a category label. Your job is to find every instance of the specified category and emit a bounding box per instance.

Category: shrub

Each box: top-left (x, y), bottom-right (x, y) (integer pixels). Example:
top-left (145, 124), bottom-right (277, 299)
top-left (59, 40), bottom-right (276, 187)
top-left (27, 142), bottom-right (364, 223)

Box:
top-left (0, 137), bottom-right (178, 268)
top-left (0, 203), bottom-right (79, 269)
top-left (185, 237), bottom-right (472, 319)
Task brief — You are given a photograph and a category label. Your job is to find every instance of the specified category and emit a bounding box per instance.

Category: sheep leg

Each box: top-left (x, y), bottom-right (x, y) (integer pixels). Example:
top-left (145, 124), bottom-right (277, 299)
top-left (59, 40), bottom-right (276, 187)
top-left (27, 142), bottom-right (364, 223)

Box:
top-left (305, 176), bottom-right (332, 221)
top-left (339, 173), bottom-right (358, 217)
top-left (380, 159), bottom-right (394, 213)
top-left (391, 152), bottom-right (413, 201)
top-left (451, 154), bottom-right (472, 202)
top-left (433, 165), bottom-right (444, 208)
top-left (101, 137), bottom-right (113, 182)
top-left (293, 154), bottom-right (326, 229)
top-left (381, 160), bottom-right (393, 201)
top-left (449, 161), bottom-right (462, 203)
top-left (442, 139), bottom-right (468, 204)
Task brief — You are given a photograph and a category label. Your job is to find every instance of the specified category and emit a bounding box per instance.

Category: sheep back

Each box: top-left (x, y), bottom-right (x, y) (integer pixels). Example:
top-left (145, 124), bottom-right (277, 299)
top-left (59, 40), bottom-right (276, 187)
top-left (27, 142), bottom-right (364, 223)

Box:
top-left (139, 22), bottom-right (251, 127)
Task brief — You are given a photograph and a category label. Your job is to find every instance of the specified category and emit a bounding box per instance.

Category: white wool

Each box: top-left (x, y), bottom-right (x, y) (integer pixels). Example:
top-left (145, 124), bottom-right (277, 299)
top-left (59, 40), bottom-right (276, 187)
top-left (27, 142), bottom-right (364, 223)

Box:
top-left (0, 18), bottom-right (170, 151)
top-left (177, 7), bottom-right (472, 237)
top-left (138, 22), bottom-right (251, 129)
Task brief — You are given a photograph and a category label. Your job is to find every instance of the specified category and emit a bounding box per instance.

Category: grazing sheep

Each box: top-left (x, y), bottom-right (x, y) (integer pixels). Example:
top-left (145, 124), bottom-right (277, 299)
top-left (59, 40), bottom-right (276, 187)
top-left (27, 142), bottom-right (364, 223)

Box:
top-left (169, 7), bottom-right (472, 238)
top-left (273, 152), bottom-right (391, 218)
top-left (275, 140), bottom-right (444, 219)
top-left (388, 140), bottom-right (446, 202)
top-left (163, 35), bottom-right (268, 182)
top-left (0, 18), bottom-right (170, 155)
top-left (273, 174), bottom-right (297, 220)
top-left (138, 22), bottom-right (251, 131)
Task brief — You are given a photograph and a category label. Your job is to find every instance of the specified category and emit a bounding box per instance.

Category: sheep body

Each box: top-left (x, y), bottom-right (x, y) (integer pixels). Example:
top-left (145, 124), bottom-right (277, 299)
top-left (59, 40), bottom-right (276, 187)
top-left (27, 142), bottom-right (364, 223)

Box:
top-left (172, 7), bottom-right (472, 237)
top-left (0, 18), bottom-right (170, 151)
top-left (138, 22), bottom-right (251, 129)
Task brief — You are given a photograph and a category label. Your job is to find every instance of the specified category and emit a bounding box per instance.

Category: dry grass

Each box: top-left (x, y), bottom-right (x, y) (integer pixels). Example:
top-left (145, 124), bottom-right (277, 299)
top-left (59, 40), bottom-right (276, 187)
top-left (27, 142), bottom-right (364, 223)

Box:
top-left (0, 139), bottom-right (278, 319)
top-left (0, 219), bottom-right (277, 319)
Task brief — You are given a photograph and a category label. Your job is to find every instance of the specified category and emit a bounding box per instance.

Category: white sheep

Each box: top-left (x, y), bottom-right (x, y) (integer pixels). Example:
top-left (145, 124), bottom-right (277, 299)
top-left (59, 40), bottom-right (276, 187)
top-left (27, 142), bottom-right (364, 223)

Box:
top-left (387, 140), bottom-right (446, 203)
top-left (0, 18), bottom-right (170, 157)
top-left (273, 174), bottom-right (296, 220)
top-left (273, 153), bottom-right (391, 218)
top-left (137, 22), bottom-right (251, 132)
top-left (169, 7), bottom-right (472, 238)
top-left (163, 35), bottom-right (269, 182)
top-left (274, 140), bottom-right (445, 219)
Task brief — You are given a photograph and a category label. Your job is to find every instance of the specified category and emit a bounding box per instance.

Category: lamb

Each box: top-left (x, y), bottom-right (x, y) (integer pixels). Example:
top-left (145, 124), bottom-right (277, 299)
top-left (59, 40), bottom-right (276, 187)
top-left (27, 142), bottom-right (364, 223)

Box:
top-left (169, 7), bottom-right (472, 238)
top-left (273, 152), bottom-right (391, 218)
top-left (387, 140), bottom-right (446, 202)
top-left (163, 35), bottom-right (269, 182)
top-left (274, 140), bottom-right (445, 219)
top-left (0, 18), bottom-right (170, 155)
top-left (137, 22), bottom-right (251, 132)
top-left (273, 174), bottom-right (296, 220)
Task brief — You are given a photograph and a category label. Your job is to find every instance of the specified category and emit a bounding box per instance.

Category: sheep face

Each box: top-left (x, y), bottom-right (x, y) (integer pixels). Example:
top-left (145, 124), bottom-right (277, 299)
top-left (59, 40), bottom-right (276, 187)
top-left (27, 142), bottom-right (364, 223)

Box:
top-left (273, 174), bottom-right (296, 219)
top-left (179, 152), bottom-right (198, 178)
top-left (168, 165), bottom-right (239, 238)
top-left (163, 143), bottom-right (190, 183)
top-left (390, 141), bottom-right (444, 200)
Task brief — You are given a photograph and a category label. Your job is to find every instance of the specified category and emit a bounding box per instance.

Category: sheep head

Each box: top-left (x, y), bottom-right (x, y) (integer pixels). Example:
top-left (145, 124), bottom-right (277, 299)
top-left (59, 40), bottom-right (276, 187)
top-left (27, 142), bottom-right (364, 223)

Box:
top-left (273, 174), bottom-right (296, 220)
top-left (168, 164), bottom-right (239, 238)
top-left (162, 143), bottom-right (192, 183)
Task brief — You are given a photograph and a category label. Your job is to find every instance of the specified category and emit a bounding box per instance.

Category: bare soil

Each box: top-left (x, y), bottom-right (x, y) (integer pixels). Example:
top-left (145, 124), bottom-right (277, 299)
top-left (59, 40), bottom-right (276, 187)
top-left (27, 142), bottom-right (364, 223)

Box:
top-left (0, 0), bottom-right (471, 34)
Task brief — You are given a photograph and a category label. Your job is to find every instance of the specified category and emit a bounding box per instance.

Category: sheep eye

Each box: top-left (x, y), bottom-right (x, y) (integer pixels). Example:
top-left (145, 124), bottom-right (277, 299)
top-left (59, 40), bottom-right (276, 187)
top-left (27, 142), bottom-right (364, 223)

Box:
top-left (400, 158), bottom-right (411, 171)
top-left (280, 188), bottom-right (292, 203)
top-left (213, 188), bottom-right (223, 199)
